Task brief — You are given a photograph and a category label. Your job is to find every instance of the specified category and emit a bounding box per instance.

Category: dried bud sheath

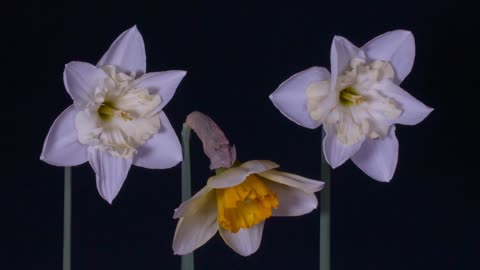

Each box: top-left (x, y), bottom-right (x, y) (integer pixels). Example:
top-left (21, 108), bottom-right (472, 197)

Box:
top-left (185, 111), bottom-right (236, 170)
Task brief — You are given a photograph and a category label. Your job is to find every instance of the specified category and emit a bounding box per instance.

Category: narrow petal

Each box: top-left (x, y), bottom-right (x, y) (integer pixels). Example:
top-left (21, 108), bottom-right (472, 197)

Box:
top-left (264, 180), bottom-right (318, 217)
top-left (129, 71), bottom-right (187, 111)
top-left (219, 222), bottom-right (264, 256)
top-left (362, 30), bottom-right (415, 83)
top-left (63, 62), bottom-right (109, 109)
top-left (323, 124), bottom-right (364, 168)
top-left (258, 170), bottom-right (324, 193)
top-left (134, 111), bottom-right (182, 169)
top-left (41, 105), bottom-right (87, 166)
top-left (269, 67), bottom-right (330, 129)
top-left (351, 126), bottom-right (398, 182)
top-left (382, 81), bottom-right (433, 125)
top-left (97, 26), bottom-right (146, 75)
top-left (88, 148), bottom-right (133, 204)
top-left (172, 191), bottom-right (218, 255)
top-left (330, 35), bottom-right (366, 90)
top-left (207, 160), bottom-right (279, 189)
top-left (174, 186), bottom-right (213, 218)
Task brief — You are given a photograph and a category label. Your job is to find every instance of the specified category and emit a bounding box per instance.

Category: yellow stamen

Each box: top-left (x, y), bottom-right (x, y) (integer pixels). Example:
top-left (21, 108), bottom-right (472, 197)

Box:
top-left (98, 101), bottom-right (132, 121)
top-left (339, 86), bottom-right (366, 106)
top-left (216, 174), bottom-right (279, 233)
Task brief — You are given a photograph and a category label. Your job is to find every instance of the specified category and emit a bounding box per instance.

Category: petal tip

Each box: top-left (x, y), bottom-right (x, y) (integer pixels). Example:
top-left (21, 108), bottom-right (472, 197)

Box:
top-left (128, 24), bottom-right (141, 34)
top-left (392, 29), bottom-right (413, 37)
top-left (179, 70), bottom-right (187, 77)
top-left (332, 35), bottom-right (344, 41)
top-left (101, 194), bottom-right (114, 204)
top-left (374, 174), bottom-right (394, 183)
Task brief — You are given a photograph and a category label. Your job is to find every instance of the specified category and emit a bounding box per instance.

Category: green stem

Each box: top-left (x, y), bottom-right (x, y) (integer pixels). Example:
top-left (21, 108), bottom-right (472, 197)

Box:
top-left (181, 124), bottom-right (194, 270)
top-left (320, 130), bottom-right (331, 270)
top-left (63, 167), bottom-right (72, 270)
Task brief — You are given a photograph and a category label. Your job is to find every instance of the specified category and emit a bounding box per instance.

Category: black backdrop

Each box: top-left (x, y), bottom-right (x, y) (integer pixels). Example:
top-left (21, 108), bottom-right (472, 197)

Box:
top-left (5, 1), bottom-right (478, 269)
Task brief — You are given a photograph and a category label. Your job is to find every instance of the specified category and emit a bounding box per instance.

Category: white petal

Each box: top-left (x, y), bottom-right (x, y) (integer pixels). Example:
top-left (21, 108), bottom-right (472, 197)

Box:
top-left (219, 221), bottom-right (264, 256)
top-left (362, 30), bottom-right (415, 83)
top-left (258, 170), bottom-right (324, 193)
top-left (330, 35), bottom-right (366, 90)
top-left (323, 124), bottom-right (364, 168)
top-left (264, 180), bottom-right (318, 217)
top-left (207, 160), bottom-right (279, 189)
top-left (173, 186), bottom-right (213, 218)
top-left (351, 126), bottom-right (398, 182)
top-left (41, 105), bottom-right (87, 166)
top-left (97, 26), bottom-right (146, 75)
top-left (172, 191), bottom-right (218, 255)
top-left (269, 67), bottom-right (330, 129)
top-left (88, 148), bottom-right (133, 204)
top-left (129, 71), bottom-right (187, 111)
top-left (382, 81), bottom-right (433, 125)
top-left (134, 111), bottom-right (182, 169)
top-left (63, 62), bottom-right (109, 109)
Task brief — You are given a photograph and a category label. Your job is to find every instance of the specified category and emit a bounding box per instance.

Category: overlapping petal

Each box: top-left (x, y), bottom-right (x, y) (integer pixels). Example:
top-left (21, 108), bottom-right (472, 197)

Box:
top-left (270, 67), bottom-right (330, 129)
top-left (258, 170), bottom-right (324, 193)
top-left (174, 186), bottom-right (213, 218)
top-left (362, 30), bottom-right (415, 83)
top-left (351, 126), bottom-right (399, 182)
top-left (134, 112), bottom-right (182, 169)
top-left (129, 70), bottom-right (187, 112)
top-left (219, 221), bottom-right (264, 256)
top-left (88, 147), bottom-right (133, 204)
top-left (382, 80), bottom-right (433, 125)
top-left (330, 35), bottom-right (366, 90)
top-left (207, 160), bottom-right (279, 188)
top-left (97, 26), bottom-right (146, 74)
top-left (63, 62), bottom-right (109, 109)
top-left (173, 191), bottom-right (218, 255)
top-left (41, 105), bottom-right (88, 166)
top-left (323, 124), bottom-right (365, 168)
top-left (264, 180), bottom-right (319, 217)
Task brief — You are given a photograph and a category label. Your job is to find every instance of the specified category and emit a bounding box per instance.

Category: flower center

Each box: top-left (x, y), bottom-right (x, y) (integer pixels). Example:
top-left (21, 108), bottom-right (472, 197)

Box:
top-left (306, 59), bottom-right (402, 145)
top-left (216, 174), bottom-right (279, 233)
top-left (97, 101), bottom-right (132, 121)
top-left (75, 65), bottom-right (162, 158)
top-left (339, 86), bottom-right (366, 106)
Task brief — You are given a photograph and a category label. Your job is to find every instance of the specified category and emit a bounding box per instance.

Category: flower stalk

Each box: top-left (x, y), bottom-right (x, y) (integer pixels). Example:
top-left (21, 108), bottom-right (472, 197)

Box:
top-left (63, 167), bottom-right (72, 270)
top-left (180, 124), bottom-right (194, 270)
top-left (320, 130), bottom-right (331, 270)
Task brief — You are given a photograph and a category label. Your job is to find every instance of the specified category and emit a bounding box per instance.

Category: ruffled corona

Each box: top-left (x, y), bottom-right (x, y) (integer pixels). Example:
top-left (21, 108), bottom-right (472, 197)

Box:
top-left (216, 174), bottom-right (279, 233)
top-left (307, 59), bottom-right (402, 145)
top-left (75, 65), bottom-right (162, 158)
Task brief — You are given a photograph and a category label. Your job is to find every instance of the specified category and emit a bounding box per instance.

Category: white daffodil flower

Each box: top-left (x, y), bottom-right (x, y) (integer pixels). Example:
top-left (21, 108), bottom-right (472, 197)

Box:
top-left (172, 160), bottom-right (324, 256)
top-left (270, 30), bottom-right (433, 182)
top-left (41, 26), bottom-right (186, 203)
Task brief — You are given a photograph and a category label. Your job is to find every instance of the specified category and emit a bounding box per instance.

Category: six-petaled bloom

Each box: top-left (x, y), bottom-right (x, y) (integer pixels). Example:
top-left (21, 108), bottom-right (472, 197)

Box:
top-left (41, 26), bottom-right (186, 203)
top-left (172, 160), bottom-right (324, 256)
top-left (270, 30), bottom-right (433, 182)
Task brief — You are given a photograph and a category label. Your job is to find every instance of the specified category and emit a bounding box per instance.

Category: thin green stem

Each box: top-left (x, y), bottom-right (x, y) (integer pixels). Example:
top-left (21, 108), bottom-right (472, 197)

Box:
top-left (63, 167), bottom-right (72, 270)
top-left (181, 124), bottom-right (194, 270)
top-left (320, 130), bottom-right (331, 270)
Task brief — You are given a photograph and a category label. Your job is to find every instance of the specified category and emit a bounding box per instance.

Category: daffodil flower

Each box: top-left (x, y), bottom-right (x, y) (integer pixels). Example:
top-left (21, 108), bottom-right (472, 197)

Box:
top-left (270, 30), bottom-right (433, 182)
top-left (41, 26), bottom-right (186, 203)
top-left (173, 160), bottom-right (324, 256)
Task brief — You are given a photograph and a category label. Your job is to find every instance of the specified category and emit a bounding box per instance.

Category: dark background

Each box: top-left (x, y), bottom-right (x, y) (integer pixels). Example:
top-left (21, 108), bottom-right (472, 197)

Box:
top-left (4, 1), bottom-right (478, 269)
